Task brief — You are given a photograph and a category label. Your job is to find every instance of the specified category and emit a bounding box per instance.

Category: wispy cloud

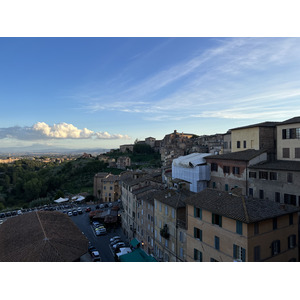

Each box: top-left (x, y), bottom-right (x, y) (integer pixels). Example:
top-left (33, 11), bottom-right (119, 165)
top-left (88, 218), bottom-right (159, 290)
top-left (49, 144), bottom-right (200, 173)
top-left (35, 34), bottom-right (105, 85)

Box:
top-left (77, 37), bottom-right (300, 123)
top-left (0, 122), bottom-right (130, 141)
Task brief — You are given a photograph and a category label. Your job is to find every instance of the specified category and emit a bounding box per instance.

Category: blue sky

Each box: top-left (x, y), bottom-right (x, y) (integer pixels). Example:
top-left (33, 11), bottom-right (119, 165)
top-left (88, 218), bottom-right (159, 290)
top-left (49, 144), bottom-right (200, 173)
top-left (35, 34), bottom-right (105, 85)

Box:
top-left (1, 37), bottom-right (300, 151)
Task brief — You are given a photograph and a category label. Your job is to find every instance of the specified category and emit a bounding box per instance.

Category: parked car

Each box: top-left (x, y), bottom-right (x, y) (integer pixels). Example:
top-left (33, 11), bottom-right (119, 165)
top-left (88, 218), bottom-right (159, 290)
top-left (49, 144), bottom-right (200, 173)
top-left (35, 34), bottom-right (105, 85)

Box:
top-left (85, 207), bottom-right (91, 212)
top-left (110, 239), bottom-right (122, 246)
top-left (110, 236), bottom-right (121, 243)
top-left (92, 221), bottom-right (101, 228)
top-left (91, 250), bottom-right (101, 262)
top-left (72, 210), bottom-right (78, 216)
top-left (95, 226), bottom-right (107, 236)
top-left (113, 242), bottom-right (126, 250)
top-left (0, 219), bottom-right (3, 225)
top-left (99, 204), bottom-right (105, 209)
top-left (108, 203), bottom-right (113, 208)
top-left (77, 208), bottom-right (83, 214)
top-left (88, 245), bottom-right (96, 254)
top-left (95, 205), bottom-right (100, 209)
top-left (68, 211), bottom-right (72, 217)
top-left (0, 213), bottom-right (5, 218)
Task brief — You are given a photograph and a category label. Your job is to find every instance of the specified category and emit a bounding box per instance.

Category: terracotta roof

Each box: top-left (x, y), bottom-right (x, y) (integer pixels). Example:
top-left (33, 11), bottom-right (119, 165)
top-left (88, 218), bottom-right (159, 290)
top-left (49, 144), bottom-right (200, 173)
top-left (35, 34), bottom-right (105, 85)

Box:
top-left (0, 211), bottom-right (88, 262)
top-left (278, 116), bottom-right (300, 125)
top-left (230, 121), bottom-right (279, 131)
top-left (154, 189), bottom-right (195, 208)
top-left (250, 160), bottom-right (300, 172)
top-left (206, 149), bottom-right (266, 161)
top-left (186, 189), bottom-right (300, 223)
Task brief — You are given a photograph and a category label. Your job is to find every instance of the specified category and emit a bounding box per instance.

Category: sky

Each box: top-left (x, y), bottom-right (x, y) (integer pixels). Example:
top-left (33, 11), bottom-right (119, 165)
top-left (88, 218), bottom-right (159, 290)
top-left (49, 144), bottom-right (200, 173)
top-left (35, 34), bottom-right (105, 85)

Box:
top-left (1, 37), bottom-right (300, 151)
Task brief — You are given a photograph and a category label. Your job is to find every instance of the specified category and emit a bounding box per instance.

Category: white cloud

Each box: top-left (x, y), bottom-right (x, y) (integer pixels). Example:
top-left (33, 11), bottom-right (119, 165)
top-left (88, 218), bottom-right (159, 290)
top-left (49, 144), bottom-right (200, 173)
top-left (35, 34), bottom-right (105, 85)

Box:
top-left (0, 122), bottom-right (130, 141)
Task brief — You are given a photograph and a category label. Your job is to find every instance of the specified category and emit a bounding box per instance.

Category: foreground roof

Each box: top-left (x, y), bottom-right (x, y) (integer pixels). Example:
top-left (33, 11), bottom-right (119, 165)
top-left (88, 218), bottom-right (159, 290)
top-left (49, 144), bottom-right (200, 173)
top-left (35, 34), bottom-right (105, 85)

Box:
top-left (186, 189), bottom-right (300, 223)
top-left (278, 116), bottom-right (300, 125)
top-left (154, 189), bottom-right (195, 208)
top-left (206, 149), bottom-right (266, 161)
top-left (230, 121), bottom-right (279, 131)
top-left (0, 211), bottom-right (88, 262)
top-left (250, 160), bottom-right (300, 172)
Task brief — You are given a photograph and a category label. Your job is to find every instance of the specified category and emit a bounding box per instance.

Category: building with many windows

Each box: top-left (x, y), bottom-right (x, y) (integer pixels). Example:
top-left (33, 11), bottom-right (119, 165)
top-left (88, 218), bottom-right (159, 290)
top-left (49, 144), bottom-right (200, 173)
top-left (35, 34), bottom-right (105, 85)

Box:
top-left (185, 188), bottom-right (299, 262)
top-left (205, 149), bottom-right (267, 195)
top-left (153, 189), bottom-right (194, 262)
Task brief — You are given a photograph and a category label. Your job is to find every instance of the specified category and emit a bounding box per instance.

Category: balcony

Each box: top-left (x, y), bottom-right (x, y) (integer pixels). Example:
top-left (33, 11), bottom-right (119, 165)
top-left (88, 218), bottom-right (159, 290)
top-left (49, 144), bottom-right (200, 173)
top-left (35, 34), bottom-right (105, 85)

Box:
top-left (160, 224), bottom-right (170, 239)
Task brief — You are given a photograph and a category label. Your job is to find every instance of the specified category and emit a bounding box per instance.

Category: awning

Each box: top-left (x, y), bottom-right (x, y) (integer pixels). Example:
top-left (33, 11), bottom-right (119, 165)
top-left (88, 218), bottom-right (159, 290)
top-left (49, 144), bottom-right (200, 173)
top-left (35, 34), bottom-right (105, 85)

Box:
top-left (130, 238), bottom-right (140, 248)
top-left (119, 248), bottom-right (157, 262)
top-left (54, 197), bottom-right (69, 203)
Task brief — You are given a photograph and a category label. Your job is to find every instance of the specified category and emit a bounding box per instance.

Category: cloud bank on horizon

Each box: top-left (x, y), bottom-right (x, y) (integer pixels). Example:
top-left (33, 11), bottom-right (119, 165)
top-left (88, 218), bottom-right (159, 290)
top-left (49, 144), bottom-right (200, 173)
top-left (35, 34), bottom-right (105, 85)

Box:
top-left (0, 122), bottom-right (130, 141)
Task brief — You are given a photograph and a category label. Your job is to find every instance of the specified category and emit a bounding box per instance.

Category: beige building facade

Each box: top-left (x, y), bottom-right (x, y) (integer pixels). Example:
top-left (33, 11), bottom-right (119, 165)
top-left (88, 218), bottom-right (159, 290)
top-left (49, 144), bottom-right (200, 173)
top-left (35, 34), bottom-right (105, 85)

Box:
top-left (276, 117), bottom-right (300, 161)
top-left (186, 189), bottom-right (299, 262)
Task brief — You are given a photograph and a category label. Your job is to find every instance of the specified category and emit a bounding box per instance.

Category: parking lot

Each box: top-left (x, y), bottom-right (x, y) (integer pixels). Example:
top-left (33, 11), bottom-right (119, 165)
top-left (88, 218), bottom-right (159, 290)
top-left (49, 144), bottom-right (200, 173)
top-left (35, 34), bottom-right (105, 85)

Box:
top-left (0, 202), bottom-right (128, 262)
top-left (69, 203), bottom-right (129, 262)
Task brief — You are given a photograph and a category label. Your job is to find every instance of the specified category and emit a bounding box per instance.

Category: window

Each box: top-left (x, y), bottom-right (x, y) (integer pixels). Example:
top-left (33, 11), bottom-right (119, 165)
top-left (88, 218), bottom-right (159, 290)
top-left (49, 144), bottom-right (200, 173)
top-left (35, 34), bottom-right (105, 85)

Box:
top-left (288, 235), bottom-right (296, 249)
top-left (179, 231), bottom-right (184, 243)
top-left (289, 213), bottom-right (294, 225)
top-left (165, 205), bottom-right (168, 215)
top-left (270, 172), bottom-right (277, 180)
top-left (287, 173), bottom-right (293, 183)
top-left (237, 141), bottom-right (241, 148)
top-left (273, 217), bottom-right (277, 230)
top-left (194, 227), bottom-right (202, 241)
top-left (284, 194), bottom-right (297, 206)
top-left (249, 171), bottom-right (257, 178)
top-left (172, 208), bottom-right (175, 219)
top-left (275, 192), bottom-right (280, 203)
top-left (211, 163), bottom-right (218, 172)
top-left (243, 140), bottom-right (247, 148)
top-left (271, 240), bottom-right (280, 256)
top-left (233, 244), bottom-right (246, 262)
top-left (215, 236), bottom-right (220, 250)
top-left (159, 203), bottom-right (162, 212)
top-left (194, 207), bottom-right (202, 219)
top-left (295, 147), bottom-right (300, 159)
top-left (225, 184), bottom-right (229, 191)
top-left (232, 167), bottom-right (240, 175)
top-left (236, 220), bottom-right (243, 235)
top-left (259, 190), bottom-right (264, 199)
top-left (283, 148), bottom-right (290, 158)
top-left (165, 239), bottom-right (168, 248)
top-left (223, 166), bottom-right (230, 174)
top-left (179, 247), bottom-right (184, 258)
top-left (110, 186), bottom-right (112, 190)
top-left (249, 188), bottom-right (253, 196)
top-left (194, 249), bottom-right (203, 262)
top-left (254, 246), bottom-right (260, 262)
top-left (282, 129), bottom-right (287, 139)
top-left (259, 171), bottom-right (268, 180)
top-left (212, 213), bottom-right (222, 227)
top-left (254, 222), bottom-right (259, 235)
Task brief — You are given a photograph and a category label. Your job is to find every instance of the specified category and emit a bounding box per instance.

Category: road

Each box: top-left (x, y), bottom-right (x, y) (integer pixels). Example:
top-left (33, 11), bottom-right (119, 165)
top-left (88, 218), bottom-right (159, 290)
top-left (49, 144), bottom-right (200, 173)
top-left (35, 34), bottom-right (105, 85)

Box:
top-left (69, 204), bottom-right (128, 262)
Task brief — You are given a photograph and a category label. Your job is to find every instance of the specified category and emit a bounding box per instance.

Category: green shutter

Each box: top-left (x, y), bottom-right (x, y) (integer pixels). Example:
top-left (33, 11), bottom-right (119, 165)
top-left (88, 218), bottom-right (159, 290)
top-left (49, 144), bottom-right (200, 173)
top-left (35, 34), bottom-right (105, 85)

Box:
top-left (194, 249), bottom-right (197, 260)
top-left (242, 248), bottom-right (246, 262)
top-left (200, 208), bottom-right (202, 220)
top-left (194, 227), bottom-right (197, 238)
top-left (200, 251), bottom-right (202, 262)
top-left (219, 215), bottom-right (222, 227)
top-left (212, 213), bottom-right (215, 224)
top-left (200, 230), bottom-right (202, 241)
top-left (233, 244), bottom-right (237, 259)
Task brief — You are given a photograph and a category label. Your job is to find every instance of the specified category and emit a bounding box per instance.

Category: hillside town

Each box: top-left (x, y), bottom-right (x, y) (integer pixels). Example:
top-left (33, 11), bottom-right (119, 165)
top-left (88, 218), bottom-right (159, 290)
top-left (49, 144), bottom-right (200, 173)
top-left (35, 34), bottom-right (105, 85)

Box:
top-left (92, 116), bottom-right (300, 262)
top-left (1, 116), bottom-right (300, 262)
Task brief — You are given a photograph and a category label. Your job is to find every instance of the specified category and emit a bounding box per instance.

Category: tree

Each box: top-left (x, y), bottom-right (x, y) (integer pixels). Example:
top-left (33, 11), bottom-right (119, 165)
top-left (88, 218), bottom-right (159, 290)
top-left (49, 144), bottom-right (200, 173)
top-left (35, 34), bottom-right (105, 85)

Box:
top-left (54, 190), bottom-right (65, 200)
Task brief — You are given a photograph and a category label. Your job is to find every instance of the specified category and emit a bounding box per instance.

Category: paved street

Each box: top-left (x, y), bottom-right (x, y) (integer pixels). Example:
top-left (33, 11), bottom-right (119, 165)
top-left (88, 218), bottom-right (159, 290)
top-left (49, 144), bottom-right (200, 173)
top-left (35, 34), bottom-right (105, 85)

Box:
top-left (69, 204), bottom-right (128, 262)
